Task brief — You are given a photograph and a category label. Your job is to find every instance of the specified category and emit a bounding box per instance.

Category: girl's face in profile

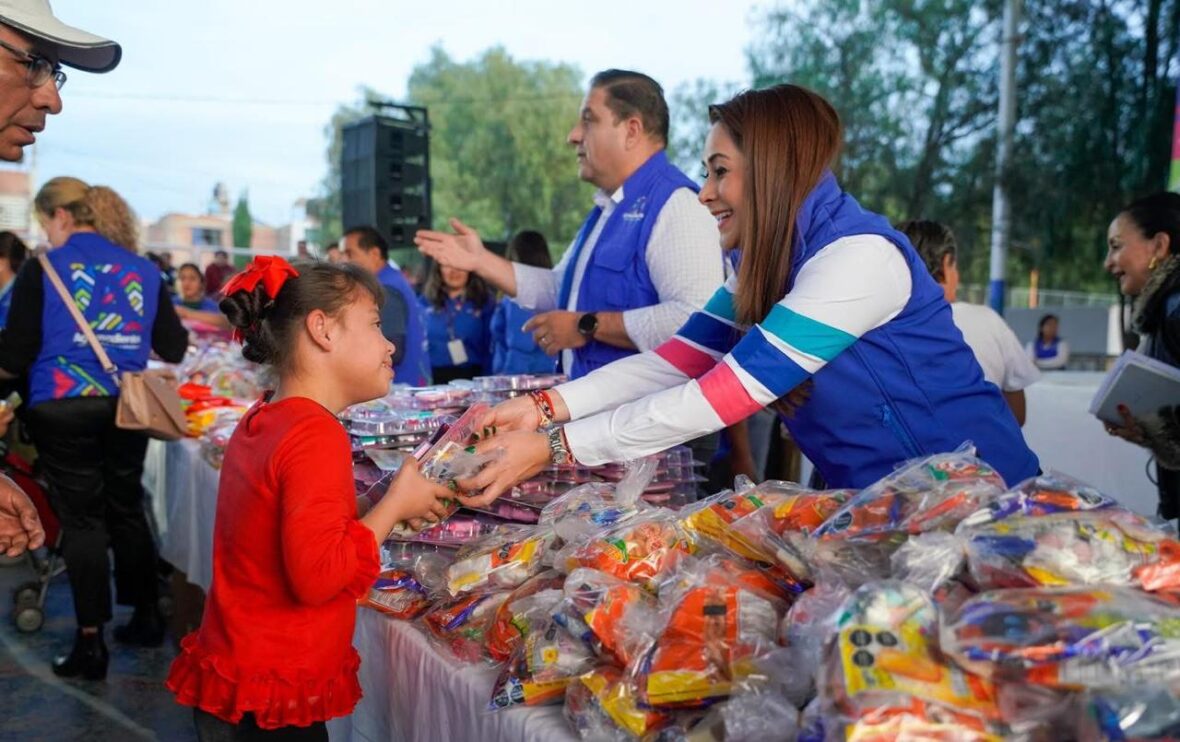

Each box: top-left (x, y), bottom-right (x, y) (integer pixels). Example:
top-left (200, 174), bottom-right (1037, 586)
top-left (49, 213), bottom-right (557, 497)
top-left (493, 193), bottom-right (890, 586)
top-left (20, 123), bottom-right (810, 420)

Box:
top-left (330, 291), bottom-right (395, 402)
top-left (699, 122), bottom-right (745, 251)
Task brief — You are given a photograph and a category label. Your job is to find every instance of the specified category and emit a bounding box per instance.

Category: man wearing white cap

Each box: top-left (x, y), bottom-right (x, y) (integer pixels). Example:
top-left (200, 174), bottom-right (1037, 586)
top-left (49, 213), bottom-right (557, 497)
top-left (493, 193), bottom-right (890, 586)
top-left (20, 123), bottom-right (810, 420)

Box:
top-left (0, 0), bottom-right (119, 558)
top-left (0, 0), bottom-right (120, 161)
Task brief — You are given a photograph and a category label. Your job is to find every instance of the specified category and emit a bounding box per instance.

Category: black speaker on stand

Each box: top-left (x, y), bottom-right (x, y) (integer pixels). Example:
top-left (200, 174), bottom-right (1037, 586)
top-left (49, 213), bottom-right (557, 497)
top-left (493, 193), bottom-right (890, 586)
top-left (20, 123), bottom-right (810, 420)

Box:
top-left (341, 105), bottom-right (431, 252)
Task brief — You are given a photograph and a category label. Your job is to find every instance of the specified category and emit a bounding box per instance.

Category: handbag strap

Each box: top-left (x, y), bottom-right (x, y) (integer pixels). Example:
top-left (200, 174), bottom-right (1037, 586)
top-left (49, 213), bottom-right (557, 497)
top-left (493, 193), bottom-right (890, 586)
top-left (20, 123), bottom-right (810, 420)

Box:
top-left (38, 253), bottom-right (121, 380)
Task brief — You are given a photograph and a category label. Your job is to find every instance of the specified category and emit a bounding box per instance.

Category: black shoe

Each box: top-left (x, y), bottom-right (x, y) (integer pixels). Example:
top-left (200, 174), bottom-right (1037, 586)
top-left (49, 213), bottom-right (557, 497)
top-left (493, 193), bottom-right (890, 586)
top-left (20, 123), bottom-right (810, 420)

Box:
top-left (52, 628), bottom-right (109, 680)
top-left (113, 605), bottom-right (165, 647)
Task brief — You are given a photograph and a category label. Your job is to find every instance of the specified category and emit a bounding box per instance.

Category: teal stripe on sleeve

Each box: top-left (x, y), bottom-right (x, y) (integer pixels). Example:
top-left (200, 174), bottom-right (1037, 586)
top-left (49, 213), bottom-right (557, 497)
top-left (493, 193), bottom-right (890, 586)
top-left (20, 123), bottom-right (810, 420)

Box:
top-left (702, 286), bottom-right (736, 322)
top-left (760, 304), bottom-right (856, 362)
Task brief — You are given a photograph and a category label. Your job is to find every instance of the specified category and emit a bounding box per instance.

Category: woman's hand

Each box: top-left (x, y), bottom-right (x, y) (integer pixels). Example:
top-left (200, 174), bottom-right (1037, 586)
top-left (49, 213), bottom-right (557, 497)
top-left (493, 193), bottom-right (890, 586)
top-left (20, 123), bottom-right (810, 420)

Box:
top-left (479, 395), bottom-right (543, 434)
top-left (454, 430), bottom-right (552, 507)
top-left (1103, 404), bottom-right (1147, 446)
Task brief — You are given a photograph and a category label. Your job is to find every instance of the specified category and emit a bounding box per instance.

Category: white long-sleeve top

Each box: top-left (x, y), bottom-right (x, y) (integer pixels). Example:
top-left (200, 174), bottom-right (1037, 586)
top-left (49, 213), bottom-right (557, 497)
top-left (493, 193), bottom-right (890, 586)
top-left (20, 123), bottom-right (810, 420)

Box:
top-left (512, 186), bottom-right (722, 374)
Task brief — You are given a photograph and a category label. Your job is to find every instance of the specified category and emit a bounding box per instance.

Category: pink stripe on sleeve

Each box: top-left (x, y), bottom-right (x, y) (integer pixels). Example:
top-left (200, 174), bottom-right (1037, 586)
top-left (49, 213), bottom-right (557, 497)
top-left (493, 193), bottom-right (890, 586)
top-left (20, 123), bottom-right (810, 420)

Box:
top-left (654, 337), bottom-right (718, 380)
top-left (697, 361), bottom-right (762, 425)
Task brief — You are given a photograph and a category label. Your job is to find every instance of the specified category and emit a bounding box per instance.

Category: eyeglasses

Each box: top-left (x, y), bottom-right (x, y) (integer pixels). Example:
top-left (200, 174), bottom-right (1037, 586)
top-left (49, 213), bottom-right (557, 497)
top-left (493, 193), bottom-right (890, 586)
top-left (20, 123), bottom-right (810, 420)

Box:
top-left (0, 39), bottom-right (65, 91)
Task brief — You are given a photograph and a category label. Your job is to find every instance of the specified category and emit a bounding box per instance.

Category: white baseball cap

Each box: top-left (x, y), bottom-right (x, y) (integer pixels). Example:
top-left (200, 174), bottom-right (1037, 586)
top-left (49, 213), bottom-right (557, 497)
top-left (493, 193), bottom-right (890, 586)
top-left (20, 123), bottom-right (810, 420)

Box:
top-left (0, 0), bottom-right (120, 73)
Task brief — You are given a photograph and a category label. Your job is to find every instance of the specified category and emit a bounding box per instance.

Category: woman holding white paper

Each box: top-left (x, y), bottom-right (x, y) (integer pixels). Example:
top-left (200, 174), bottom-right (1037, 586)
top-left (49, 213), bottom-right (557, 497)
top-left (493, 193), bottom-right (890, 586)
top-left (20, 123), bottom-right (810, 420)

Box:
top-left (1102, 191), bottom-right (1180, 524)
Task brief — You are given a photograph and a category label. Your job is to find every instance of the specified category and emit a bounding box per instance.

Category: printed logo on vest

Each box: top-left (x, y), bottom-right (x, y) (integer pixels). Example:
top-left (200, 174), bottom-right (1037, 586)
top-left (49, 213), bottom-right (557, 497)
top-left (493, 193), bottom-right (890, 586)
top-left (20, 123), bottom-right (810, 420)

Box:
top-left (622, 196), bottom-right (647, 223)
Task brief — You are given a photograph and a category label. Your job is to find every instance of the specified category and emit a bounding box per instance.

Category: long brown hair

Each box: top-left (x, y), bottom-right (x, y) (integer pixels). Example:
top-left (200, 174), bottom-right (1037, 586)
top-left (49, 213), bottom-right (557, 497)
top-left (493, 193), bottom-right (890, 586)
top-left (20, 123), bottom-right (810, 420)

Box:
top-left (422, 260), bottom-right (491, 309)
top-left (709, 85), bottom-right (842, 325)
top-left (34, 176), bottom-right (141, 253)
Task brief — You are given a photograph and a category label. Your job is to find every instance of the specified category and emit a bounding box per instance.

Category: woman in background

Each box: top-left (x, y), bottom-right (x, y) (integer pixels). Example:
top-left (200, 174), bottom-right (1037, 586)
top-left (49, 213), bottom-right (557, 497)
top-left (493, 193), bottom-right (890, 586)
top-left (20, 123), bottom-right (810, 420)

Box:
top-left (173, 262), bottom-right (230, 331)
top-left (491, 231), bottom-right (557, 375)
top-left (420, 260), bottom-right (495, 383)
top-left (1027, 313), bottom-right (1070, 370)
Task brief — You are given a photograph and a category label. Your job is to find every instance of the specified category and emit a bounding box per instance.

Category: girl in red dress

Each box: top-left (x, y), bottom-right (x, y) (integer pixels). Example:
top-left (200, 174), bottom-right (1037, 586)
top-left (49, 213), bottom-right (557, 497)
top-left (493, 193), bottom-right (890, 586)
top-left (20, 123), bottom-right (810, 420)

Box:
top-left (167, 258), bottom-right (454, 740)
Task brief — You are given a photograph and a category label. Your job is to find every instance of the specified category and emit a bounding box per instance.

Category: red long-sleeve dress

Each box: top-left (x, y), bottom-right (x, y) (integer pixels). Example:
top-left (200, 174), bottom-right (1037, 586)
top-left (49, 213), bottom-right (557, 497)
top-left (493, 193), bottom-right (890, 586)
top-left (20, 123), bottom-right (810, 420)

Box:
top-left (166, 396), bottom-right (380, 729)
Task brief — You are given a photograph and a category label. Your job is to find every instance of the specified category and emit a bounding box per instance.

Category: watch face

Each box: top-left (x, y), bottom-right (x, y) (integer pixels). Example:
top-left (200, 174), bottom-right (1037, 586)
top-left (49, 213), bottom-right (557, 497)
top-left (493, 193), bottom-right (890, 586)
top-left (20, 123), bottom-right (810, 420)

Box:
top-left (578, 313), bottom-right (598, 336)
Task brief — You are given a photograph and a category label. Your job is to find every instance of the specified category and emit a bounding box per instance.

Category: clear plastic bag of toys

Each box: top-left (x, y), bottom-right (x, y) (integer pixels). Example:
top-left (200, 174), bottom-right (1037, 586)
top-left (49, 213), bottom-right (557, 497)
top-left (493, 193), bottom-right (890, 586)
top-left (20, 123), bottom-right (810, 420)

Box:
top-left (684, 686), bottom-right (800, 742)
top-left (421, 590), bottom-right (511, 663)
top-left (553, 568), bottom-right (658, 667)
top-left (778, 577), bottom-right (853, 707)
top-left (486, 570), bottom-right (567, 663)
top-left (637, 557), bottom-right (786, 710)
top-left (1078, 686), bottom-right (1180, 741)
top-left (730, 486), bottom-right (853, 591)
top-left (563, 509), bottom-right (694, 590)
top-left (956, 470), bottom-right (1119, 530)
top-left (539, 482), bottom-right (648, 550)
top-left (818, 581), bottom-right (1003, 739)
top-left (489, 617), bottom-right (597, 710)
top-left (814, 446), bottom-right (1007, 543)
top-left (363, 551), bottom-right (451, 620)
top-left (889, 531), bottom-right (968, 595)
top-left (564, 666), bottom-right (671, 741)
top-left (959, 508), bottom-right (1180, 592)
top-left (678, 483), bottom-right (800, 563)
top-left (942, 585), bottom-right (1180, 690)
top-left (444, 525), bottom-right (558, 596)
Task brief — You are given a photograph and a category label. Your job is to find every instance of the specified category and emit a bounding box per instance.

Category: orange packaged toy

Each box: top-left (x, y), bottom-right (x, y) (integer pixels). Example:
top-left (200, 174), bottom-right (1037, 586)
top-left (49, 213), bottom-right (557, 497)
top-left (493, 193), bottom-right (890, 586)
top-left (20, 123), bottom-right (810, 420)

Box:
top-left (564, 510), bottom-right (693, 591)
top-left (555, 568), bottom-right (657, 667)
top-left (485, 570), bottom-right (566, 663)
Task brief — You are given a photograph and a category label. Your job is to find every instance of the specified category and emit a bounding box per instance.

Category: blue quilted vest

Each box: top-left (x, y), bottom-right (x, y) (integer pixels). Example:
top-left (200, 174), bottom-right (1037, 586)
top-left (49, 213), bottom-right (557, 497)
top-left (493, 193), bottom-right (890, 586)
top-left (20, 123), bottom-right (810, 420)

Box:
top-left (378, 264), bottom-right (431, 386)
top-left (784, 174), bottom-right (1040, 488)
top-left (560, 151), bottom-right (699, 379)
top-left (30, 233), bottom-right (161, 408)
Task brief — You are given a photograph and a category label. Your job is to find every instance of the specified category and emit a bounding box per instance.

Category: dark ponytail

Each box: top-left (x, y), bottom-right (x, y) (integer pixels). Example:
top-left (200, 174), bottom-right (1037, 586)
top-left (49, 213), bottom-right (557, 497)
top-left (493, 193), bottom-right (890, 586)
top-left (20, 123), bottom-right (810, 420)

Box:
top-left (220, 260), bottom-right (383, 369)
top-left (1121, 192), bottom-right (1180, 256)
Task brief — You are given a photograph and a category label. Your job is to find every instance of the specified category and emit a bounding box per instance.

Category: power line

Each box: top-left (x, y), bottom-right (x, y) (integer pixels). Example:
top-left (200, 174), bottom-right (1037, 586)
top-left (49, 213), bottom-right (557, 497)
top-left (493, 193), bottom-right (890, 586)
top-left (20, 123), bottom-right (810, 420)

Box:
top-left (68, 90), bottom-right (584, 108)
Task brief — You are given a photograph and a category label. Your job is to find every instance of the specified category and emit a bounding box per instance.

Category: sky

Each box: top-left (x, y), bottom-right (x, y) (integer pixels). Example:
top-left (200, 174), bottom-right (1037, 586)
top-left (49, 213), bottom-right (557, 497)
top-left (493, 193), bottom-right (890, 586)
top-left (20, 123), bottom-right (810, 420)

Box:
top-left (22, 0), bottom-right (763, 229)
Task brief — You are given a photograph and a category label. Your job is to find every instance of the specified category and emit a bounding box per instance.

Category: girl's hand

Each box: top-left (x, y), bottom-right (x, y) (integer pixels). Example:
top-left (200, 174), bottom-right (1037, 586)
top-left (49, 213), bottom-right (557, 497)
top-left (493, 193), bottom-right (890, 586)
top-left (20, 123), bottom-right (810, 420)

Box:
top-left (383, 457), bottom-right (454, 523)
top-left (455, 430), bottom-right (552, 507)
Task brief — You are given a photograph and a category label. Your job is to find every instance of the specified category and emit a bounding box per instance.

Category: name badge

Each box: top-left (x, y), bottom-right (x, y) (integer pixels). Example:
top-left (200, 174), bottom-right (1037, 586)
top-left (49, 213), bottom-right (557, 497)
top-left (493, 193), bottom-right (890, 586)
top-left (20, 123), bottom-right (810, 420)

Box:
top-left (447, 339), bottom-right (469, 366)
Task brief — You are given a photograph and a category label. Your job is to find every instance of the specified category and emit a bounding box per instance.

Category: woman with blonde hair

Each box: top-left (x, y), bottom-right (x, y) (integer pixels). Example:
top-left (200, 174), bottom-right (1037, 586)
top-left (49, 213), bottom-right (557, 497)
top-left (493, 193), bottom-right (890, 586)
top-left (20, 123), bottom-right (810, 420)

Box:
top-left (0, 177), bottom-right (188, 679)
top-left (453, 84), bottom-right (1039, 503)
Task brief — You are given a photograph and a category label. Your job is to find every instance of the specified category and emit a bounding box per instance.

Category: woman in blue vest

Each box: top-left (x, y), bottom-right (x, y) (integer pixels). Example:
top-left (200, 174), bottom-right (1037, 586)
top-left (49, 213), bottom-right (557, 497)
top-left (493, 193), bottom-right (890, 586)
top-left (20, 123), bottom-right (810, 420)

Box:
top-left (420, 260), bottom-right (495, 383)
top-left (452, 84), bottom-right (1040, 504)
top-left (0, 177), bottom-right (188, 679)
top-left (491, 231), bottom-right (558, 375)
top-left (172, 262), bottom-right (230, 332)
top-left (1026, 314), bottom-right (1070, 370)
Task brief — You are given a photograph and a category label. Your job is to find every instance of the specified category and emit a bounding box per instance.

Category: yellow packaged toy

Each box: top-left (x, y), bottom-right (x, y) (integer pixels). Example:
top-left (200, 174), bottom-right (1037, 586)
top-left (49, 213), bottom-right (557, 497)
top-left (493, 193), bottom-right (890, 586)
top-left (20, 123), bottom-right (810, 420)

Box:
top-left (444, 525), bottom-right (556, 596)
top-left (564, 510), bottom-right (693, 591)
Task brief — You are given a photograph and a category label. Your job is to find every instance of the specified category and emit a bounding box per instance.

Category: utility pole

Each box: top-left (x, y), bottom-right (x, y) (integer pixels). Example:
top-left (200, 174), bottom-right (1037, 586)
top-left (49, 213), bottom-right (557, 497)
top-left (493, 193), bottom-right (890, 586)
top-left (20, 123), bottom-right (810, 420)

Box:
top-left (988, 0), bottom-right (1021, 315)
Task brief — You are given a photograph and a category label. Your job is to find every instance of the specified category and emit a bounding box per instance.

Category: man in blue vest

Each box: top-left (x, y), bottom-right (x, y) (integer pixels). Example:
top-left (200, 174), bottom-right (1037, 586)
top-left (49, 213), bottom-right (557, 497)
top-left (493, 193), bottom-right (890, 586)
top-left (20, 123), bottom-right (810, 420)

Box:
top-left (415, 69), bottom-right (723, 380)
top-left (342, 225), bottom-right (432, 386)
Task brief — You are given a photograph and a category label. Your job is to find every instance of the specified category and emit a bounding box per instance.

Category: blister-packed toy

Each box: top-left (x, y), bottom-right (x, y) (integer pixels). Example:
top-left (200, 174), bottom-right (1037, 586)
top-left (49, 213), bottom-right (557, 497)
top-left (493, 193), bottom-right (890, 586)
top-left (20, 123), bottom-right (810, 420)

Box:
top-left (564, 666), bottom-right (670, 741)
top-left (421, 591), bottom-right (510, 663)
top-left (960, 509), bottom-right (1180, 593)
top-left (489, 617), bottom-right (597, 709)
top-left (638, 560), bottom-right (784, 710)
top-left (815, 447), bottom-right (1006, 543)
top-left (554, 568), bottom-right (657, 667)
top-left (819, 581), bottom-right (1002, 739)
top-left (958, 470), bottom-right (1118, 529)
top-left (730, 487), bottom-right (852, 591)
top-left (564, 510), bottom-right (694, 590)
top-left (943, 586), bottom-right (1180, 690)
top-left (444, 525), bottom-right (557, 596)
top-left (486, 570), bottom-right (567, 663)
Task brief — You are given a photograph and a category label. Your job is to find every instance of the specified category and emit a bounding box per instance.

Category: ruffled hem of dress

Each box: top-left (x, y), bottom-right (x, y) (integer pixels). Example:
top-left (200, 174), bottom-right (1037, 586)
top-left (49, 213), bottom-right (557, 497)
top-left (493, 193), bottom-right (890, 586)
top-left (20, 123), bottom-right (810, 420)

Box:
top-left (166, 634), bottom-right (364, 730)
top-left (344, 519), bottom-right (381, 599)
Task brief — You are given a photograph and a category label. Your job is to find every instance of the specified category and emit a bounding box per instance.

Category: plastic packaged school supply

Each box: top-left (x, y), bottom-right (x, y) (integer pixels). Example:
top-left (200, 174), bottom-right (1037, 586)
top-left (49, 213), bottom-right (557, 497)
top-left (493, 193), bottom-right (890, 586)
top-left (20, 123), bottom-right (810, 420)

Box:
top-left (444, 525), bottom-right (557, 596)
top-left (819, 581), bottom-right (1003, 740)
top-left (421, 591), bottom-right (510, 663)
top-left (489, 617), bottom-right (597, 710)
top-left (554, 568), bottom-right (657, 667)
top-left (730, 487), bottom-right (853, 591)
top-left (564, 666), bottom-right (670, 741)
top-left (960, 508), bottom-right (1180, 593)
top-left (486, 571), bottom-right (567, 663)
top-left (564, 510), bottom-right (694, 590)
top-left (637, 560), bottom-right (784, 710)
top-left (943, 586), bottom-right (1180, 690)
top-left (814, 447), bottom-right (1006, 543)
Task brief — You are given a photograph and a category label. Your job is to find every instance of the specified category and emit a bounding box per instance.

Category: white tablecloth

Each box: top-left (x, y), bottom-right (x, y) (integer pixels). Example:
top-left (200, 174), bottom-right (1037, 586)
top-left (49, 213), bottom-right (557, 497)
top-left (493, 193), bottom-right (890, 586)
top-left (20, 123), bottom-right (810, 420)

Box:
top-left (1022, 372), bottom-right (1157, 516)
top-left (144, 438), bottom-right (220, 591)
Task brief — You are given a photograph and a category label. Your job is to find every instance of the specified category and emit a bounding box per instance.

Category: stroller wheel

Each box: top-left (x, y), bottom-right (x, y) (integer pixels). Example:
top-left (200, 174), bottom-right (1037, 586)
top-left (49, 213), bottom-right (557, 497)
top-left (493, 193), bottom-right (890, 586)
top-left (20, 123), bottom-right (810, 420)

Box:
top-left (14, 605), bottom-right (43, 633)
top-left (13, 581), bottom-right (39, 607)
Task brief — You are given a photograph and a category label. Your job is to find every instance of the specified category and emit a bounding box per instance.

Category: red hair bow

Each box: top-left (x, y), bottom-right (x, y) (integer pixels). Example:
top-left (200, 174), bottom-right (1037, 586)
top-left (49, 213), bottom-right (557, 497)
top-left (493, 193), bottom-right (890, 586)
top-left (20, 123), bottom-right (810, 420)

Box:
top-left (221, 256), bottom-right (300, 299)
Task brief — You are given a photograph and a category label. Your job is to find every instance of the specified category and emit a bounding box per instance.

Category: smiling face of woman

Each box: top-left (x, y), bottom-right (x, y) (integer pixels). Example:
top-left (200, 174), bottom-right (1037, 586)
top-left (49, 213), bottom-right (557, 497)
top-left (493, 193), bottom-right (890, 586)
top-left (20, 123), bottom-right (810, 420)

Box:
top-left (698, 122), bottom-right (746, 251)
top-left (178, 265), bottom-right (204, 301)
top-left (1104, 213), bottom-right (1170, 296)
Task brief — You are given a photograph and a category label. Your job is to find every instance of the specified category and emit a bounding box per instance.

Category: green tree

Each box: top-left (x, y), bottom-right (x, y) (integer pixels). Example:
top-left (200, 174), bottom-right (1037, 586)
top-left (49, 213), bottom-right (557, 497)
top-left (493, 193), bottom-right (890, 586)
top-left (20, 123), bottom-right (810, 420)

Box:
top-left (232, 191), bottom-right (252, 249)
top-left (406, 46), bottom-right (592, 256)
top-left (667, 79), bottom-right (743, 180)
